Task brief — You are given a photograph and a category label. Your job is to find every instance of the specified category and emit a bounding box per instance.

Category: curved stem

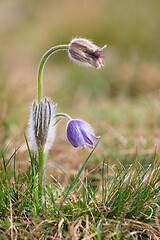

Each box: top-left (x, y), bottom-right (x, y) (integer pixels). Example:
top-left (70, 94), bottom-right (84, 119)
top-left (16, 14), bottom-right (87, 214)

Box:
top-left (37, 44), bottom-right (69, 103)
top-left (55, 112), bottom-right (72, 121)
top-left (37, 44), bottom-right (68, 204)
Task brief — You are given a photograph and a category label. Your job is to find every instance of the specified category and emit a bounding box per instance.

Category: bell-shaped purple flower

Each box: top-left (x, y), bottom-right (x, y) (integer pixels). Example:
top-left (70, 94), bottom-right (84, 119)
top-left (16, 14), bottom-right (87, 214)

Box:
top-left (67, 119), bottom-right (99, 149)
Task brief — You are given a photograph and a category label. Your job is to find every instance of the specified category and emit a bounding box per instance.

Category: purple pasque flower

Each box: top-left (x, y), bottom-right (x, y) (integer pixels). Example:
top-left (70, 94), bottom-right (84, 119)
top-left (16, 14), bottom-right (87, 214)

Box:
top-left (67, 119), bottom-right (99, 149)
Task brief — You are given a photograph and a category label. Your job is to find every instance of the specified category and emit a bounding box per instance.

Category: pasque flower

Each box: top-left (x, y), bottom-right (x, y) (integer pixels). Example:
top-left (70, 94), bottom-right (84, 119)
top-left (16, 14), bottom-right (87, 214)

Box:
top-left (67, 119), bottom-right (99, 149)
top-left (27, 37), bottom-right (105, 206)
top-left (68, 37), bottom-right (107, 69)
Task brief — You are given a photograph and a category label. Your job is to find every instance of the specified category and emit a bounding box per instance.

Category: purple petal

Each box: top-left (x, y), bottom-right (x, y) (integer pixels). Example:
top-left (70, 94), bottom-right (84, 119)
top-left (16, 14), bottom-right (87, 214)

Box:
top-left (90, 134), bottom-right (100, 140)
top-left (93, 51), bottom-right (104, 59)
top-left (81, 129), bottom-right (94, 147)
top-left (76, 120), bottom-right (95, 135)
top-left (67, 120), bottom-right (86, 148)
top-left (76, 119), bottom-right (98, 147)
top-left (67, 135), bottom-right (78, 148)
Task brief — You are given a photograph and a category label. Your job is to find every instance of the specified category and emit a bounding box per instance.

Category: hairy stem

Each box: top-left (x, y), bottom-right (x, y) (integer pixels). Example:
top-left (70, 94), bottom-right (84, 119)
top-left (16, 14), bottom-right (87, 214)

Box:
top-left (38, 149), bottom-right (44, 203)
top-left (37, 44), bottom-right (68, 103)
top-left (55, 112), bottom-right (72, 121)
top-left (37, 44), bottom-right (68, 203)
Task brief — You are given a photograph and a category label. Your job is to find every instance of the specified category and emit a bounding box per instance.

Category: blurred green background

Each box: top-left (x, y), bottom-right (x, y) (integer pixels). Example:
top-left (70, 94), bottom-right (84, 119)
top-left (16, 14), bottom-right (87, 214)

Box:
top-left (0, 0), bottom-right (160, 172)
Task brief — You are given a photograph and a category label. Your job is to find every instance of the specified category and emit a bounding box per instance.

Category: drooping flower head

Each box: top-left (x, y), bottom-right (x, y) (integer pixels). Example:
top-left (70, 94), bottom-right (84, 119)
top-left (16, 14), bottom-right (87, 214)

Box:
top-left (28, 98), bottom-right (56, 153)
top-left (68, 37), bottom-right (107, 69)
top-left (67, 119), bottom-right (100, 149)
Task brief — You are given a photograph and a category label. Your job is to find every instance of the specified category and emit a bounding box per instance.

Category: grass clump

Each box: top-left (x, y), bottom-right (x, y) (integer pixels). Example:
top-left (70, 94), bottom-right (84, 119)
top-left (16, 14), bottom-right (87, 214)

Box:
top-left (0, 144), bottom-right (159, 239)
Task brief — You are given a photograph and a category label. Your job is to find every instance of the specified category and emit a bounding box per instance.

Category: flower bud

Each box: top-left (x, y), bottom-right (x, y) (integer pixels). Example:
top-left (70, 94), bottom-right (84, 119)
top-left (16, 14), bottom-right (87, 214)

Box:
top-left (67, 119), bottom-right (100, 149)
top-left (28, 98), bottom-right (56, 153)
top-left (68, 38), bottom-right (107, 69)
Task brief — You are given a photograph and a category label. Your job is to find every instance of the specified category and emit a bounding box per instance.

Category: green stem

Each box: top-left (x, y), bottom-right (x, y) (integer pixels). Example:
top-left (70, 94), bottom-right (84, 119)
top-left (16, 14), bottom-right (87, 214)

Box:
top-left (37, 44), bottom-right (68, 103)
top-left (38, 149), bottom-right (44, 203)
top-left (37, 44), bottom-right (69, 204)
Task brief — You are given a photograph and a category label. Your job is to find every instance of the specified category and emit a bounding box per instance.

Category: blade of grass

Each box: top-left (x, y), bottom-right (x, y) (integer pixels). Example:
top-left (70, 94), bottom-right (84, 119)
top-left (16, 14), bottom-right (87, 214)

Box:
top-left (59, 140), bottom-right (100, 210)
top-left (1, 151), bottom-right (6, 173)
top-left (6, 147), bottom-right (20, 167)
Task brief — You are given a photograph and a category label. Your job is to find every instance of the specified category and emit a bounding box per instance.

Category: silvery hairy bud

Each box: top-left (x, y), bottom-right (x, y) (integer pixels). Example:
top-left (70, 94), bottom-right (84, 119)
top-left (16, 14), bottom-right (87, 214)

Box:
top-left (68, 37), bottom-right (107, 69)
top-left (28, 98), bottom-right (56, 154)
